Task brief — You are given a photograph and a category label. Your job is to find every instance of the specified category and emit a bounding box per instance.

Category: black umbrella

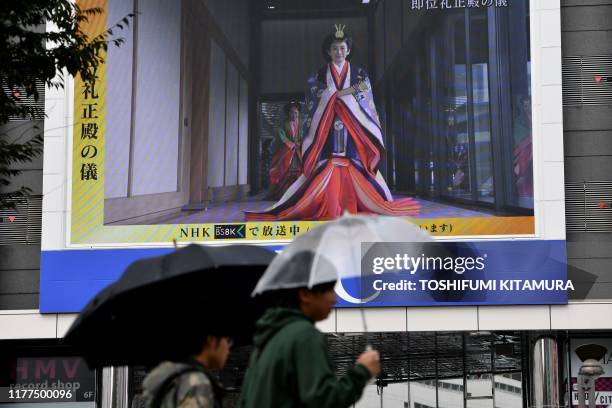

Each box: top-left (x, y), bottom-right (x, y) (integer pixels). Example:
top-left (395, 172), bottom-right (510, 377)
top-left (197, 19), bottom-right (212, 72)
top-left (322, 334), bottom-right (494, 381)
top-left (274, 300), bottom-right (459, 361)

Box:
top-left (64, 244), bottom-right (275, 368)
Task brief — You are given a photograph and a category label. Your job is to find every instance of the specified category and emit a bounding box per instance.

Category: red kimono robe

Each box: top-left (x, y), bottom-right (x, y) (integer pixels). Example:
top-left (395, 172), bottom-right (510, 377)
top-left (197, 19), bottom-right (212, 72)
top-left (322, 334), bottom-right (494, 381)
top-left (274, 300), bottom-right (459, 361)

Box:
top-left (267, 119), bottom-right (302, 200)
top-left (246, 62), bottom-right (419, 221)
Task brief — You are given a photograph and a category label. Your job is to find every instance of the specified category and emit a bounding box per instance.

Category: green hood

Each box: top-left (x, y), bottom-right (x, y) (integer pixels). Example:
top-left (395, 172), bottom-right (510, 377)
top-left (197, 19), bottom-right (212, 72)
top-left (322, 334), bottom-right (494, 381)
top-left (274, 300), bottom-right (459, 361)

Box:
top-left (253, 307), bottom-right (311, 349)
top-left (240, 307), bottom-right (370, 408)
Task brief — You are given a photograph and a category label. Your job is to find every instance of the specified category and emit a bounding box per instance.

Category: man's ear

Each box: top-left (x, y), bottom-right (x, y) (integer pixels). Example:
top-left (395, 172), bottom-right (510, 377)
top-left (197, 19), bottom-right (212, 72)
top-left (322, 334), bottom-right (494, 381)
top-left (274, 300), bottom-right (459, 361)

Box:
top-left (298, 288), bottom-right (310, 305)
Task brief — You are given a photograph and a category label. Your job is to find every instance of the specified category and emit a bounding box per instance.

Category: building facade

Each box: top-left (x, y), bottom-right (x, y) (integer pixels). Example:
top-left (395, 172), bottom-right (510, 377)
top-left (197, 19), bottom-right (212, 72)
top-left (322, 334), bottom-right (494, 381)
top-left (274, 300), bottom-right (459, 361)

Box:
top-left (1, 1), bottom-right (612, 408)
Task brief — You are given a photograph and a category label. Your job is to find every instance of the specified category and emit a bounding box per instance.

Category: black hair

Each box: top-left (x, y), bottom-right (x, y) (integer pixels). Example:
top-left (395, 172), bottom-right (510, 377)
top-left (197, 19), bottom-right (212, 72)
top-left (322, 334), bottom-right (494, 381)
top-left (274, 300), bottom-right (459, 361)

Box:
top-left (321, 33), bottom-right (354, 62)
top-left (181, 332), bottom-right (229, 358)
top-left (257, 280), bottom-right (337, 310)
top-left (283, 101), bottom-right (301, 117)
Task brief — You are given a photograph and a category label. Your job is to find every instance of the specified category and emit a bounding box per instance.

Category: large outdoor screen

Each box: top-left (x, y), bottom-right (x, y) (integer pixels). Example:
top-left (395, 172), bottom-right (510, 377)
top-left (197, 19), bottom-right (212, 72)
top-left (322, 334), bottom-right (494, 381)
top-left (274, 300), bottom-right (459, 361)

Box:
top-left (69, 0), bottom-right (538, 243)
top-left (41, 0), bottom-right (567, 311)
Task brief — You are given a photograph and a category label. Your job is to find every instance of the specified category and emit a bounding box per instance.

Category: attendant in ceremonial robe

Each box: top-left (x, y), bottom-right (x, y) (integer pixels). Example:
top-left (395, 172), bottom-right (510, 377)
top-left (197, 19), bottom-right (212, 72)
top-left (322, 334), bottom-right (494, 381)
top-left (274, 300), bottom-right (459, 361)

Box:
top-left (267, 102), bottom-right (303, 200)
top-left (246, 25), bottom-right (419, 221)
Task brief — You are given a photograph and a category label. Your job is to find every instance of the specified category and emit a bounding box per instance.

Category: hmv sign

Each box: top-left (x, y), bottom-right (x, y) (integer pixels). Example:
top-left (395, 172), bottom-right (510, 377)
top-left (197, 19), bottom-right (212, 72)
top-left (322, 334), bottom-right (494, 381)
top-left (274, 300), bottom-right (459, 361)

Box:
top-left (5, 357), bottom-right (95, 402)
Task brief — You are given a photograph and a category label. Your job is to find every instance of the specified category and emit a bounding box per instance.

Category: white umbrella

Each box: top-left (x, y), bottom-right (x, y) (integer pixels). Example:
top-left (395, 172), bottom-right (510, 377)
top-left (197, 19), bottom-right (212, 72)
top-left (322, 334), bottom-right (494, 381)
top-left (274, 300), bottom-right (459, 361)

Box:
top-left (253, 213), bottom-right (432, 331)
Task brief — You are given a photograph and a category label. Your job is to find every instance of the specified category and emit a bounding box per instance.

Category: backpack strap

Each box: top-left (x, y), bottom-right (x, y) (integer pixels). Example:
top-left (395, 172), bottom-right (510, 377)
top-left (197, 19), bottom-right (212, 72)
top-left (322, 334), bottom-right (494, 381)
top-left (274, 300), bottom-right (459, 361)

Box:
top-left (150, 364), bottom-right (223, 408)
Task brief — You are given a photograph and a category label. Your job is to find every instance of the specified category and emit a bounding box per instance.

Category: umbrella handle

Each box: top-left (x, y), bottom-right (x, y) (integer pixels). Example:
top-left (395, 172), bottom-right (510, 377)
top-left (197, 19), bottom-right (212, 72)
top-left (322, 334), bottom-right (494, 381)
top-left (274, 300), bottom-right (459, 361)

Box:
top-left (364, 344), bottom-right (377, 385)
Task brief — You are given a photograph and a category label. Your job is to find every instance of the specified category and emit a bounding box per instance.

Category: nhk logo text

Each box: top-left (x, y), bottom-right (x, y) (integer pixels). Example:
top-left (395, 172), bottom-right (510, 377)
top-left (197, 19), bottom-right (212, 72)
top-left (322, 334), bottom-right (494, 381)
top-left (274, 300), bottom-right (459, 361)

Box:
top-left (214, 224), bottom-right (246, 239)
top-left (178, 224), bottom-right (246, 239)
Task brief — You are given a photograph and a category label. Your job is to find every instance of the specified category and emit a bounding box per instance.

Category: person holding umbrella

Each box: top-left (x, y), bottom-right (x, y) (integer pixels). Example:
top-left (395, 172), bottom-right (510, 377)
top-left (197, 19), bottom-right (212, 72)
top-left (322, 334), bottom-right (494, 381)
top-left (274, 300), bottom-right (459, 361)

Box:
top-left (239, 250), bottom-right (381, 408)
top-left (140, 332), bottom-right (231, 408)
top-left (64, 244), bottom-right (276, 408)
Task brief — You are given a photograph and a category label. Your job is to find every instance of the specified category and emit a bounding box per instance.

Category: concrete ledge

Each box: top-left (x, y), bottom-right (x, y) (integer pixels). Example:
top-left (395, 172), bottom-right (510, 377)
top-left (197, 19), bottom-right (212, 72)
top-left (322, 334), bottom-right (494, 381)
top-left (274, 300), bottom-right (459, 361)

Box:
top-left (478, 305), bottom-right (551, 331)
top-left (57, 314), bottom-right (78, 338)
top-left (0, 313), bottom-right (57, 339)
top-left (407, 306), bottom-right (478, 332)
top-left (3, 301), bottom-right (612, 340)
top-left (337, 308), bottom-right (407, 333)
top-left (0, 309), bottom-right (40, 315)
top-left (551, 303), bottom-right (612, 329)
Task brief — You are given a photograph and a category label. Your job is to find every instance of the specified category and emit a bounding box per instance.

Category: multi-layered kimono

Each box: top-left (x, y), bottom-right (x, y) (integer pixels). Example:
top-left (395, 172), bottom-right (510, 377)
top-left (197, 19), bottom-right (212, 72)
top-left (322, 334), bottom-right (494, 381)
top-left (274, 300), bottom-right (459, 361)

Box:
top-left (246, 62), bottom-right (419, 221)
top-left (267, 117), bottom-right (303, 200)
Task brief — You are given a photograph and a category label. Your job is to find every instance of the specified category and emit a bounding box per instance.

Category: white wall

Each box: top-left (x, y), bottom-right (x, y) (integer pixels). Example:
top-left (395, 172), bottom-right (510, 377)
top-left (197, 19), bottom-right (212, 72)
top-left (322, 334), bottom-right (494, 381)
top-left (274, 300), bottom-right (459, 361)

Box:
top-left (105, 0), bottom-right (134, 199)
top-left (206, 39), bottom-right (248, 190)
top-left (238, 76), bottom-right (249, 185)
top-left (104, 0), bottom-right (182, 198)
top-left (202, 0), bottom-right (250, 68)
top-left (131, 0), bottom-right (181, 196)
top-left (225, 63), bottom-right (239, 186)
top-left (4, 302), bottom-right (612, 340)
top-left (315, 303), bottom-right (612, 334)
top-left (207, 40), bottom-right (227, 189)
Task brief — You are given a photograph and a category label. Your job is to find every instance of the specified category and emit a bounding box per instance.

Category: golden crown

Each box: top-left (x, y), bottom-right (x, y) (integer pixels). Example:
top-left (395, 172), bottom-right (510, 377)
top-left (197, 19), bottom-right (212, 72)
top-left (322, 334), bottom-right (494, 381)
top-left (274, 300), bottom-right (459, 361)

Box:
top-left (334, 24), bottom-right (346, 40)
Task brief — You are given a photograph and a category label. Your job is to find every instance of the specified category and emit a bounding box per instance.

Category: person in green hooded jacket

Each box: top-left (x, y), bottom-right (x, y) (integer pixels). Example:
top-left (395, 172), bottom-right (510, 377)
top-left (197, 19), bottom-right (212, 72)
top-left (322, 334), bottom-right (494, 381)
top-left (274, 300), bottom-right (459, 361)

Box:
top-left (239, 281), bottom-right (380, 408)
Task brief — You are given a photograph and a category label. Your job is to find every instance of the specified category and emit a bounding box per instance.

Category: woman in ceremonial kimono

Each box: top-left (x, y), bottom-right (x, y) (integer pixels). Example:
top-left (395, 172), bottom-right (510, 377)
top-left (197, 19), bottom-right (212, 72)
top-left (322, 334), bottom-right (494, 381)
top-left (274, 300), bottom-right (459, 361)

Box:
top-left (246, 25), bottom-right (419, 221)
top-left (267, 102), bottom-right (303, 200)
